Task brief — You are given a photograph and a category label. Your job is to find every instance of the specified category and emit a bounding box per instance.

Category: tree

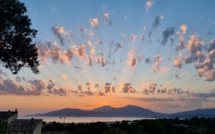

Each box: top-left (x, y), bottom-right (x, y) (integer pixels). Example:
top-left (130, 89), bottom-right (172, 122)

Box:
top-left (0, 0), bottom-right (39, 74)
top-left (0, 121), bottom-right (7, 134)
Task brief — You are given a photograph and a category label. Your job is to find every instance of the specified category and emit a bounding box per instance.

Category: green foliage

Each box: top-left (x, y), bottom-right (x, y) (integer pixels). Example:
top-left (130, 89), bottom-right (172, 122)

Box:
top-left (0, 0), bottom-right (39, 74)
top-left (41, 118), bottom-right (215, 134)
top-left (42, 121), bottom-right (65, 131)
top-left (0, 121), bottom-right (7, 134)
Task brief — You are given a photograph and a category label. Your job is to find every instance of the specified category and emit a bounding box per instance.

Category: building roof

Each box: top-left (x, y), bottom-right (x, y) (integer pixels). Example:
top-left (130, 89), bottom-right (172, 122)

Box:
top-left (0, 111), bottom-right (18, 121)
top-left (6, 118), bottom-right (43, 132)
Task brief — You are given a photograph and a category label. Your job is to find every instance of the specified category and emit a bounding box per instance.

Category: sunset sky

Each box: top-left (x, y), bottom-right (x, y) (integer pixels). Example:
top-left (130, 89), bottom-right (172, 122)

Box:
top-left (1, 0), bottom-right (215, 115)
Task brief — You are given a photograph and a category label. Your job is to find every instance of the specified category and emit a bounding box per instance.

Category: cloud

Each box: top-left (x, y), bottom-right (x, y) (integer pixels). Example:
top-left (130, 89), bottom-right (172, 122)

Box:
top-left (143, 83), bottom-right (157, 94)
top-left (161, 27), bottom-right (175, 45)
top-left (47, 87), bottom-right (68, 96)
top-left (204, 69), bottom-right (215, 81)
top-left (51, 26), bottom-right (65, 46)
top-left (208, 39), bottom-right (215, 52)
top-left (114, 43), bottom-right (123, 52)
top-left (102, 13), bottom-right (111, 25)
top-left (97, 91), bottom-right (106, 96)
top-left (128, 96), bottom-right (214, 113)
top-left (103, 83), bottom-right (115, 93)
top-left (63, 48), bottom-right (73, 63)
top-left (0, 79), bottom-right (45, 96)
top-left (83, 91), bottom-right (95, 96)
top-left (152, 15), bottom-right (163, 29)
top-left (131, 35), bottom-right (136, 42)
top-left (74, 44), bottom-right (86, 59)
top-left (47, 79), bottom-right (56, 90)
top-left (193, 90), bottom-right (215, 98)
top-left (0, 69), bottom-right (8, 79)
top-left (153, 55), bottom-right (162, 72)
top-left (121, 83), bottom-right (136, 93)
top-left (37, 43), bottom-right (49, 62)
top-left (0, 79), bottom-right (25, 95)
top-left (87, 41), bottom-right (94, 48)
top-left (127, 49), bottom-right (137, 69)
top-left (187, 34), bottom-right (203, 54)
top-left (62, 74), bottom-right (68, 80)
top-left (95, 83), bottom-right (100, 88)
top-left (49, 42), bottom-right (64, 63)
top-left (91, 48), bottom-right (96, 56)
top-left (142, 82), bottom-right (188, 95)
top-left (180, 24), bottom-right (187, 34)
top-left (176, 36), bottom-right (186, 52)
top-left (143, 89), bottom-right (149, 95)
top-left (174, 57), bottom-right (182, 68)
top-left (78, 85), bottom-right (83, 91)
top-left (140, 34), bottom-right (144, 41)
top-left (182, 35), bottom-right (215, 81)
top-left (90, 18), bottom-right (99, 28)
top-left (148, 83), bottom-right (157, 93)
top-left (146, 0), bottom-right (154, 12)
top-left (27, 79), bottom-right (47, 93)
top-left (96, 56), bottom-right (106, 67)
top-left (86, 82), bottom-right (91, 90)
top-left (167, 87), bottom-right (184, 94)
top-left (87, 56), bottom-right (93, 66)
top-left (38, 42), bottom-right (71, 64)
top-left (157, 86), bottom-right (167, 94)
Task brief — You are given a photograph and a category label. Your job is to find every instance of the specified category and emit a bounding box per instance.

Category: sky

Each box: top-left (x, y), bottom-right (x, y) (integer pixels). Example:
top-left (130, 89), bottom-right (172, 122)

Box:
top-left (1, 0), bottom-right (215, 115)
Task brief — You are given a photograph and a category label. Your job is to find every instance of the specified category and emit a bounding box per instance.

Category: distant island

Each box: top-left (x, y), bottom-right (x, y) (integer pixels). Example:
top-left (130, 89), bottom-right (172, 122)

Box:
top-left (28, 105), bottom-right (215, 118)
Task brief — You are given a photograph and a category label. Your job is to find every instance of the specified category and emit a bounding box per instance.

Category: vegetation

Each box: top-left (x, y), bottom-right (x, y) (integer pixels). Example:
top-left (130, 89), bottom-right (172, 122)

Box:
top-left (42, 117), bottom-right (215, 134)
top-left (0, 0), bottom-right (39, 74)
top-left (0, 121), bottom-right (7, 134)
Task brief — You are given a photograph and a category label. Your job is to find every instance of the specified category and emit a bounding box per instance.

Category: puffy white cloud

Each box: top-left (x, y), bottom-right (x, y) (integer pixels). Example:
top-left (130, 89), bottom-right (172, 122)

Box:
top-left (74, 44), bottom-right (86, 59)
top-left (174, 57), bottom-right (182, 68)
top-left (90, 18), bottom-right (99, 28)
top-left (183, 34), bottom-right (205, 65)
top-left (146, 0), bottom-right (154, 12)
top-left (187, 34), bottom-right (203, 54)
top-left (180, 24), bottom-right (187, 34)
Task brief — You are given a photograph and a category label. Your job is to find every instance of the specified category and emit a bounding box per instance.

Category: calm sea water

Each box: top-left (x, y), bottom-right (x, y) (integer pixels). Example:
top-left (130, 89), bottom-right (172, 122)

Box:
top-left (18, 116), bottom-right (151, 123)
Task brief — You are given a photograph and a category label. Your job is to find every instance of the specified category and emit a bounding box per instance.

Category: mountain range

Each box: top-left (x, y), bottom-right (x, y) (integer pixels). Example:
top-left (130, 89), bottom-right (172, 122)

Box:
top-left (30, 105), bottom-right (215, 118)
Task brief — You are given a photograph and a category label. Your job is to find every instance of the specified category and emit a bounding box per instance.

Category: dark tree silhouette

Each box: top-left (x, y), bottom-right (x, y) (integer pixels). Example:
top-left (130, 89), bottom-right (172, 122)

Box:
top-left (0, 0), bottom-right (39, 74)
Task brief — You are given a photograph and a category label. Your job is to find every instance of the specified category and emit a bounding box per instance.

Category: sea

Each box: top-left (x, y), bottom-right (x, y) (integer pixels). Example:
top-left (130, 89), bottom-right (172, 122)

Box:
top-left (18, 116), bottom-right (152, 123)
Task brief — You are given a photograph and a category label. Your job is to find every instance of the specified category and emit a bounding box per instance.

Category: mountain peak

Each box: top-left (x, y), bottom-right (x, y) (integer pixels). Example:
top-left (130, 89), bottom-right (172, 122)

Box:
top-left (29, 105), bottom-right (215, 118)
